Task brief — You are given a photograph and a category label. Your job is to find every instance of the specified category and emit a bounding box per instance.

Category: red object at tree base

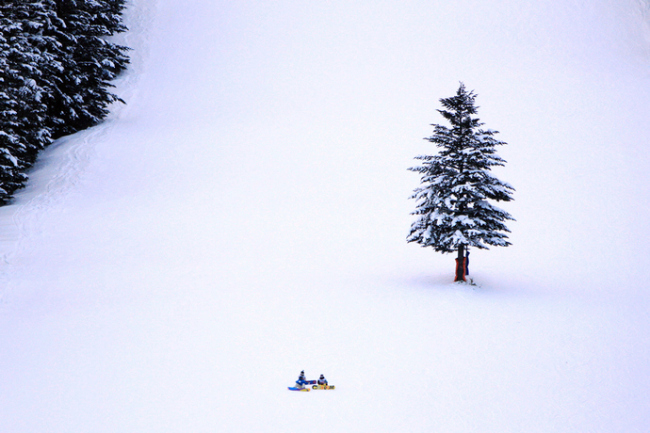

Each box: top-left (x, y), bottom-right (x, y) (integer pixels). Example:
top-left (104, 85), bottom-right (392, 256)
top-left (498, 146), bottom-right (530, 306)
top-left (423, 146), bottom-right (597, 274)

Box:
top-left (455, 257), bottom-right (467, 282)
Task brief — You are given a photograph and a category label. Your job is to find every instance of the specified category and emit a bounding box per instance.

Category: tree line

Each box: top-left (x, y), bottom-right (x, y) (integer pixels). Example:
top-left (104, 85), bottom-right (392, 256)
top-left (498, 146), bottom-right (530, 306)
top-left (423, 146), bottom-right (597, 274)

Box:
top-left (0, 0), bottom-right (130, 204)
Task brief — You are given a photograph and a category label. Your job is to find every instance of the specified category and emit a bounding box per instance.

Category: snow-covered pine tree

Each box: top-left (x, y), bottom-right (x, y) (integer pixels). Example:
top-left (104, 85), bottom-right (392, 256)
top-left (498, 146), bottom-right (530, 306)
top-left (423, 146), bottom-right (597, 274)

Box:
top-left (0, 1), bottom-right (58, 201)
top-left (408, 83), bottom-right (515, 282)
top-left (47, 0), bottom-right (130, 137)
top-left (0, 0), bottom-right (130, 204)
top-left (0, 21), bottom-right (27, 203)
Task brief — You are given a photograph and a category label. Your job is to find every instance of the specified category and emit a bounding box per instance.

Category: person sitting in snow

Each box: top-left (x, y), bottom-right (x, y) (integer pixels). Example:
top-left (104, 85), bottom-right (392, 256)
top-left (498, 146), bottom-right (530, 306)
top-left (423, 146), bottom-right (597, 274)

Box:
top-left (295, 370), bottom-right (307, 389)
top-left (317, 374), bottom-right (328, 386)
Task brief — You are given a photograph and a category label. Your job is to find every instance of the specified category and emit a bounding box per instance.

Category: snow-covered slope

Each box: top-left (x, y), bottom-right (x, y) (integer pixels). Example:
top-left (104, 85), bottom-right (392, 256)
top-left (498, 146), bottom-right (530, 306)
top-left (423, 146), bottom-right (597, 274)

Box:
top-left (1, 1), bottom-right (649, 432)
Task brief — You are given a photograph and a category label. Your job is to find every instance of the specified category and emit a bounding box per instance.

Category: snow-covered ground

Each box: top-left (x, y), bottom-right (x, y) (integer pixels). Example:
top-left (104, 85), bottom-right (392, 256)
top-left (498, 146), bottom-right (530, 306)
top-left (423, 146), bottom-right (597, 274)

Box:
top-left (1, 0), bottom-right (650, 431)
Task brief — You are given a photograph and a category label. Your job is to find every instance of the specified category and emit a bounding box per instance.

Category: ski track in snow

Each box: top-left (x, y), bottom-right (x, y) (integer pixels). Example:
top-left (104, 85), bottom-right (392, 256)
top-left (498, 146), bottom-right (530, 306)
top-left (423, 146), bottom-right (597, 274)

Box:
top-left (641, 0), bottom-right (650, 51)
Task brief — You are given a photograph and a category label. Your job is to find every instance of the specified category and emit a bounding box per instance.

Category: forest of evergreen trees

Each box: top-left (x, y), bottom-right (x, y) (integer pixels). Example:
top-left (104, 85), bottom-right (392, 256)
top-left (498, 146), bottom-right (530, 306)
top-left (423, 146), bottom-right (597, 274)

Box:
top-left (0, 0), bottom-right (130, 205)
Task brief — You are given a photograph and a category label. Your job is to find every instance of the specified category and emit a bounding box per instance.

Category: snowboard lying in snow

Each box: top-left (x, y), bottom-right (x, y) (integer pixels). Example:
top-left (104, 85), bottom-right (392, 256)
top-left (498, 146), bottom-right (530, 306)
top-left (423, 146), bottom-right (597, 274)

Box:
top-left (311, 384), bottom-right (335, 390)
top-left (288, 384), bottom-right (335, 391)
top-left (288, 379), bottom-right (317, 391)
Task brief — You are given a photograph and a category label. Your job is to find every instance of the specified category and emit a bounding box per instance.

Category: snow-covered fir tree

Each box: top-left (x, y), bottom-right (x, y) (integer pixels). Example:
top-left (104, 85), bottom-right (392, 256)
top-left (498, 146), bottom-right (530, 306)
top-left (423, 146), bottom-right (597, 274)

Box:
top-left (0, 1), bottom-right (59, 202)
top-left (0, 0), bottom-right (129, 204)
top-left (47, 0), bottom-right (130, 137)
top-left (408, 83), bottom-right (515, 282)
top-left (0, 22), bottom-right (27, 203)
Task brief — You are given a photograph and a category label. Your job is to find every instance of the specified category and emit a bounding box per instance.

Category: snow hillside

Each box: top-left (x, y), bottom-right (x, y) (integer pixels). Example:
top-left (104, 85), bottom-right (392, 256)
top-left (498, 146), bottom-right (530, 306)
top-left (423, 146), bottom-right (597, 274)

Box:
top-left (1, 0), bottom-right (650, 432)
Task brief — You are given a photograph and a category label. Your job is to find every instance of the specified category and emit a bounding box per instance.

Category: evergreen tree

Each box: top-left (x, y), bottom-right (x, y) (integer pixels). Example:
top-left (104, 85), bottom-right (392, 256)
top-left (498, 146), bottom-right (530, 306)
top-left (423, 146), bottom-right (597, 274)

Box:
top-left (408, 83), bottom-right (515, 282)
top-left (47, 0), bottom-right (130, 137)
top-left (0, 21), bottom-right (27, 203)
top-left (0, 1), bottom-right (58, 202)
top-left (0, 0), bottom-right (129, 204)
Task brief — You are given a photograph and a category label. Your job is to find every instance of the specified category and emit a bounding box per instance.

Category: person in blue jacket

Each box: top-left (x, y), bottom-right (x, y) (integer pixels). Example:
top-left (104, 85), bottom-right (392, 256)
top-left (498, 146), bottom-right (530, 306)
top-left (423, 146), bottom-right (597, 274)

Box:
top-left (295, 370), bottom-right (307, 389)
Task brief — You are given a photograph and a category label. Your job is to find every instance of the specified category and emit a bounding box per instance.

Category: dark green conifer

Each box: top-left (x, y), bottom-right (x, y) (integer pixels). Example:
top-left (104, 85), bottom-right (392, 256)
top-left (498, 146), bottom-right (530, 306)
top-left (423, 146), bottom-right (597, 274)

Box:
top-left (408, 83), bottom-right (515, 281)
top-left (0, 0), bottom-right (130, 203)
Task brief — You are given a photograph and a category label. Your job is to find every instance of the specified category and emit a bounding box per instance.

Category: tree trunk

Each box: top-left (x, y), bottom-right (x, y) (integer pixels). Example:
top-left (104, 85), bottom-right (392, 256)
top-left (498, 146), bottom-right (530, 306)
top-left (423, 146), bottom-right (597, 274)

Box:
top-left (454, 244), bottom-right (466, 282)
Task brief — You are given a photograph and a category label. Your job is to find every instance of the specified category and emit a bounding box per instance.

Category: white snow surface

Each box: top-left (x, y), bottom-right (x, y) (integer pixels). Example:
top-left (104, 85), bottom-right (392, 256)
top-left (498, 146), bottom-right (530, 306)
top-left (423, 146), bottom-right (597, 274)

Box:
top-left (2, 0), bottom-right (650, 432)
